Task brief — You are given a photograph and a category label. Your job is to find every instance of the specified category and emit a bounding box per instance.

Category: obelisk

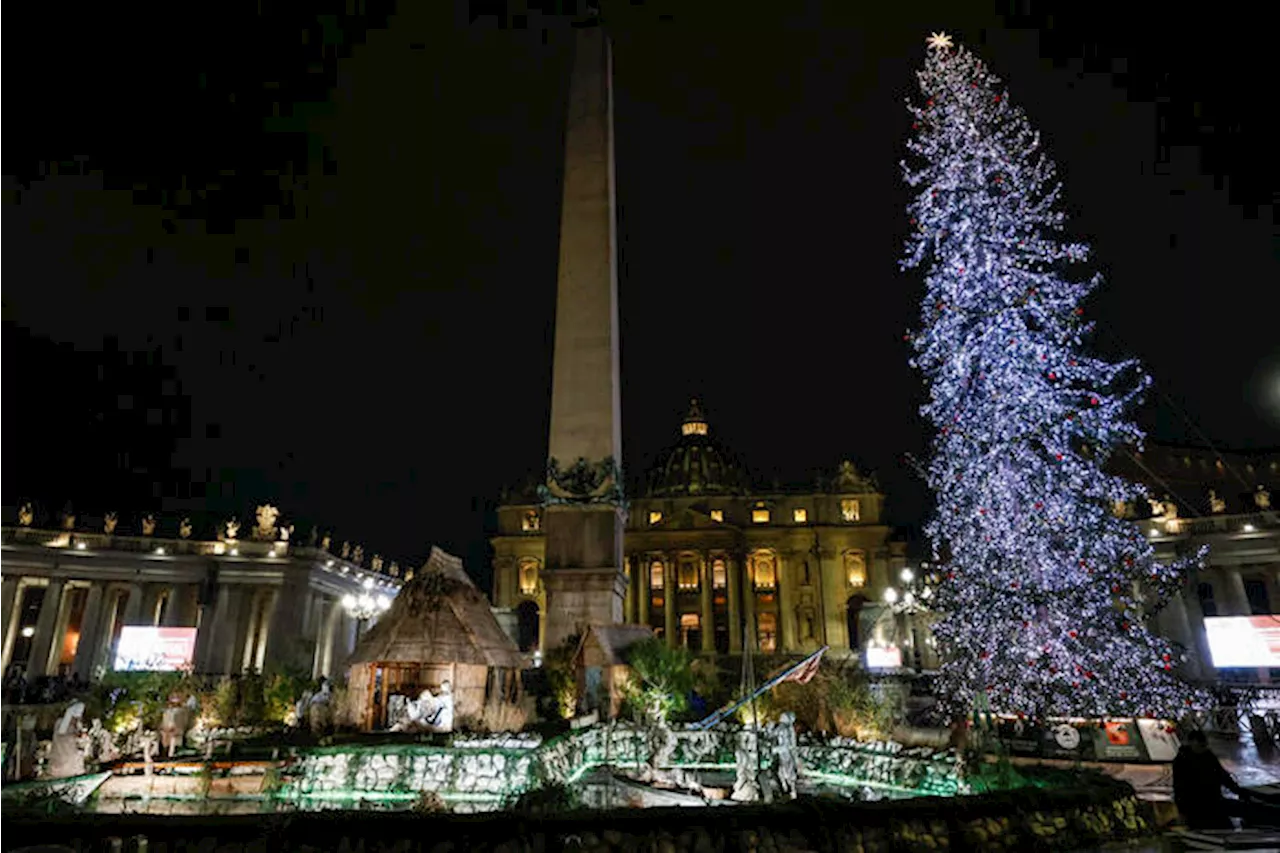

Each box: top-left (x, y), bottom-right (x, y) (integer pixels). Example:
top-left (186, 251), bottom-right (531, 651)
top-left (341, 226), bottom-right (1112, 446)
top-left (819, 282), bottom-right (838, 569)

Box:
top-left (539, 17), bottom-right (627, 650)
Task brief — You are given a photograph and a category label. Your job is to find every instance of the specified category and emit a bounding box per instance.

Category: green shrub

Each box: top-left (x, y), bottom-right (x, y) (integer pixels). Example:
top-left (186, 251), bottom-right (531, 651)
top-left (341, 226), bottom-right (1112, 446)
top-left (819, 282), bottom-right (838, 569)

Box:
top-left (623, 638), bottom-right (694, 726)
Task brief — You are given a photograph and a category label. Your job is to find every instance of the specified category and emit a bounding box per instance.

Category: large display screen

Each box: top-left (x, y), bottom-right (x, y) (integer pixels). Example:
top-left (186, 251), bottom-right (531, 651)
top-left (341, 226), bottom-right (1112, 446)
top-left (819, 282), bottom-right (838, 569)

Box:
top-left (865, 644), bottom-right (903, 669)
top-left (114, 626), bottom-right (197, 671)
top-left (1204, 616), bottom-right (1280, 668)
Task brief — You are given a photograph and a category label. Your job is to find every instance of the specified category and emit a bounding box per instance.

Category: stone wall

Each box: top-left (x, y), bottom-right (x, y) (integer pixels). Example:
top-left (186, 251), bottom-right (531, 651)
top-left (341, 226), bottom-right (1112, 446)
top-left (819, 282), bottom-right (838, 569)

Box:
top-left (5, 775), bottom-right (1156, 853)
top-left (280, 725), bottom-right (963, 806)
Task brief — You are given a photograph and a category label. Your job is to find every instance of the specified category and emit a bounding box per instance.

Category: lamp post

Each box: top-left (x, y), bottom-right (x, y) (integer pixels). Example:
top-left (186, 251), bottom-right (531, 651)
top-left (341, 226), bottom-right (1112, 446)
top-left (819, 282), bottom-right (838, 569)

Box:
top-left (874, 564), bottom-right (939, 670)
top-left (342, 577), bottom-right (391, 629)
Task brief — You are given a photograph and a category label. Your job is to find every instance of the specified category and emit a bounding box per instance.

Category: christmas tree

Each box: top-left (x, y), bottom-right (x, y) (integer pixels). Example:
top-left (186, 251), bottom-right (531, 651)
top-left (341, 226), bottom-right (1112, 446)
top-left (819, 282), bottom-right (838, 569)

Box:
top-left (901, 32), bottom-right (1204, 721)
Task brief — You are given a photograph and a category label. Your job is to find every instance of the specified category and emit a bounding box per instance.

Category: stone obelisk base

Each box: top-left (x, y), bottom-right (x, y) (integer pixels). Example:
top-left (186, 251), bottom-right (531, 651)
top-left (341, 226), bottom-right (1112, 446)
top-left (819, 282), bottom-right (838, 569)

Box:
top-left (542, 504), bottom-right (626, 650)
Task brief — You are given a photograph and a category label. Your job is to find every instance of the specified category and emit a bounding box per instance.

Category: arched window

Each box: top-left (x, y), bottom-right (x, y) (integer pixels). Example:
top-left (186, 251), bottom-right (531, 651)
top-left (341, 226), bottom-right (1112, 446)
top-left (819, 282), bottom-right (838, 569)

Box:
top-left (518, 558), bottom-right (540, 596)
top-left (650, 561), bottom-right (665, 590)
top-left (680, 613), bottom-right (700, 649)
top-left (752, 552), bottom-right (777, 590)
top-left (516, 600), bottom-right (540, 652)
top-left (712, 559), bottom-right (727, 589)
top-left (678, 558), bottom-right (699, 590)
top-left (844, 551), bottom-right (867, 589)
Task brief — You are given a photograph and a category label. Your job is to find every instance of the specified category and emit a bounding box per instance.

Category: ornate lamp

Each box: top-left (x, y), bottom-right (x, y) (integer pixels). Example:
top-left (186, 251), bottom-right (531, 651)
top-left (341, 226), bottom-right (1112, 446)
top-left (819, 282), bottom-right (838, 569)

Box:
top-left (342, 577), bottom-right (392, 621)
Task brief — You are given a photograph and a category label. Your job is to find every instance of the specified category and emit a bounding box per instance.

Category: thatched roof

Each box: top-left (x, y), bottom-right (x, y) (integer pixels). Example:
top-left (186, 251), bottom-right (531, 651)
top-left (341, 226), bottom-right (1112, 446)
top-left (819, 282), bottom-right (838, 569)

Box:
top-left (575, 623), bottom-right (655, 666)
top-left (346, 546), bottom-right (524, 669)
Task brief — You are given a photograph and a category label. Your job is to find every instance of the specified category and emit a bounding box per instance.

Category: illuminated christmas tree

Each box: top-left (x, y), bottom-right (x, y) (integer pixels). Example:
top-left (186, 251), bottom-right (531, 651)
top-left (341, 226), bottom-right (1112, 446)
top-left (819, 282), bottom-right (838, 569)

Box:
top-left (901, 32), bottom-right (1204, 720)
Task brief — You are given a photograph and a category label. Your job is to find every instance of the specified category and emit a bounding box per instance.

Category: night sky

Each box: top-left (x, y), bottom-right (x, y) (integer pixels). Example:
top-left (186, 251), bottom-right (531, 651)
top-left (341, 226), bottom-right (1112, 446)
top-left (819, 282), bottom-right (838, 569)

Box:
top-left (4, 1), bottom-right (1277, 588)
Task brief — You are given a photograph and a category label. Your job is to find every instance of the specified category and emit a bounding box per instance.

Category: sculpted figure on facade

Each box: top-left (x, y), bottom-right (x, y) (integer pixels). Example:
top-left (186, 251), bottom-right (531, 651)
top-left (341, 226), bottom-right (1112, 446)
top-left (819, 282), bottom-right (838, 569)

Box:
top-left (321, 532), bottom-right (332, 551)
top-left (352, 545), bottom-right (364, 565)
top-left (104, 512), bottom-right (119, 534)
top-left (62, 507), bottom-right (77, 530)
top-left (141, 514), bottom-right (157, 536)
top-left (1256, 485), bottom-right (1272, 511)
top-left (279, 524), bottom-right (294, 543)
top-left (18, 504), bottom-right (34, 526)
top-left (179, 518), bottom-right (193, 539)
top-left (225, 519), bottom-right (241, 541)
top-left (341, 541), bottom-right (351, 559)
top-left (253, 505), bottom-right (280, 540)
top-left (371, 554), bottom-right (383, 572)
top-left (389, 561), bottom-right (400, 577)
top-left (1208, 490), bottom-right (1226, 514)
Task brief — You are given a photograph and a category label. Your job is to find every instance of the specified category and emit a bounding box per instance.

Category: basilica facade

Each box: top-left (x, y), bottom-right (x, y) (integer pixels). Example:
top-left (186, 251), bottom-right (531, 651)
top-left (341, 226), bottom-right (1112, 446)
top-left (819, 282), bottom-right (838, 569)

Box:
top-left (491, 401), bottom-right (908, 659)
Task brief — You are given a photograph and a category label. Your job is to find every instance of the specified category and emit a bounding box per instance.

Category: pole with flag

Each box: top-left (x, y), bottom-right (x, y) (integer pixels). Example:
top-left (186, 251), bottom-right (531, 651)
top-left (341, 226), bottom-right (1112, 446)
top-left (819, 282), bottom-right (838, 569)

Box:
top-left (691, 645), bottom-right (828, 730)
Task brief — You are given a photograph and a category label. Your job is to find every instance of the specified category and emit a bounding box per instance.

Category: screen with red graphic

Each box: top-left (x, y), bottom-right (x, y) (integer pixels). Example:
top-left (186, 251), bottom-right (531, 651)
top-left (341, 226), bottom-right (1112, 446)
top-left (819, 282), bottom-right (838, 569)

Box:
top-left (113, 626), bottom-right (197, 671)
top-left (1204, 616), bottom-right (1280, 668)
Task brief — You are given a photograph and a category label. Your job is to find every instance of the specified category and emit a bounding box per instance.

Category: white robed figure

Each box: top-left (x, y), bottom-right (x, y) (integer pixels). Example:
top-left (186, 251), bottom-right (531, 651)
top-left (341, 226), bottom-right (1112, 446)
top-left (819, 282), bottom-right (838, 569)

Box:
top-left (48, 700), bottom-right (87, 778)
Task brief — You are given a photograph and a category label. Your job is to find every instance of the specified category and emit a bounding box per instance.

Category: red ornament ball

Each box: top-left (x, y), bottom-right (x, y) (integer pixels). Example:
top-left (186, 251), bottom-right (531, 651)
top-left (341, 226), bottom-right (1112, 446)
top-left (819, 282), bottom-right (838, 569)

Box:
top-left (1075, 307), bottom-right (1084, 316)
top-left (1090, 397), bottom-right (1099, 405)
top-left (1068, 630), bottom-right (1078, 638)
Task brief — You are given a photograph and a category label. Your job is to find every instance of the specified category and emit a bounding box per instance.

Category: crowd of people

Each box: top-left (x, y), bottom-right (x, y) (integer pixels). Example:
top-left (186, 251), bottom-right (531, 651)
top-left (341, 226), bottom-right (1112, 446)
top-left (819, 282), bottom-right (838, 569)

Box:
top-left (3, 665), bottom-right (88, 706)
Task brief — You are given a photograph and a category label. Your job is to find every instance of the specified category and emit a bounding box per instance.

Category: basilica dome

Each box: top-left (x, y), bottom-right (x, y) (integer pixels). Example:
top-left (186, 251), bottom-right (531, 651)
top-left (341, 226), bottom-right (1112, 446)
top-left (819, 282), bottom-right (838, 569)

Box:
top-left (644, 400), bottom-right (750, 498)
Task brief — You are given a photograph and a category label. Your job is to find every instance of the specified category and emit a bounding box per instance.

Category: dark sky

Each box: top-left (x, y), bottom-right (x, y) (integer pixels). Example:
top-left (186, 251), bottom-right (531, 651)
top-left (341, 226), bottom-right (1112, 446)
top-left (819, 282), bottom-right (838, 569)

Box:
top-left (4, 1), bottom-right (1277, 587)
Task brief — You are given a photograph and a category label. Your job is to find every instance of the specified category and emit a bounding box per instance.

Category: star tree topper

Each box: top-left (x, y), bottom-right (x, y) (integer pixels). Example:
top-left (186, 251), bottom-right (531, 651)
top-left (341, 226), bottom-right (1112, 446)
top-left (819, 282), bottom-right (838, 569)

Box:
top-left (926, 31), bottom-right (954, 51)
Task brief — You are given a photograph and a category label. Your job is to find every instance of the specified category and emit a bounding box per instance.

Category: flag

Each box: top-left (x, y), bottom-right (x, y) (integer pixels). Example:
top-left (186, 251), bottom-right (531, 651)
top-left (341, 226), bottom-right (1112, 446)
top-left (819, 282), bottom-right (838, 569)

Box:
top-left (778, 646), bottom-right (826, 686)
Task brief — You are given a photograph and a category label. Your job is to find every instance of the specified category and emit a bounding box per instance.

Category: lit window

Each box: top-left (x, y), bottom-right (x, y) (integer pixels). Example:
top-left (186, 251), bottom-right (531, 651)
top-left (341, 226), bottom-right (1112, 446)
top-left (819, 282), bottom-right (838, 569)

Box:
top-left (710, 509), bottom-right (724, 523)
top-left (679, 559), bottom-right (699, 590)
top-left (757, 612), bottom-right (777, 653)
top-left (793, 508), bottom-right (808, 523)
top-left (753, 552), bottom-right (777, 590)
top-left (752, 507), bottom-right (770, 524)
top-left (519, 558), bottom-right (540, 595)
top-left (844, 551), bottom-right (867, 588)
top-left (649, 511), bottom-right (663, 525)
top-left (712, 559), bottom-right (727, 589)
top-left (650, 561), bottom-right (665, 590)
top-left (840, 499), bottom-right (861, 522)
top-left (521, 511), bottom-right (541, 532)
top-left (679, 613), bottom-right (701, 648)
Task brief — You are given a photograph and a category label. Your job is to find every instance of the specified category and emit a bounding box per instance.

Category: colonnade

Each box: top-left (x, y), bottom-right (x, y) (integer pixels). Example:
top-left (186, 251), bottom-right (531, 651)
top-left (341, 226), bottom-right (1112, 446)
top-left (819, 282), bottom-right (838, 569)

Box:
top-left (0, 574), bottom-right (359, 682)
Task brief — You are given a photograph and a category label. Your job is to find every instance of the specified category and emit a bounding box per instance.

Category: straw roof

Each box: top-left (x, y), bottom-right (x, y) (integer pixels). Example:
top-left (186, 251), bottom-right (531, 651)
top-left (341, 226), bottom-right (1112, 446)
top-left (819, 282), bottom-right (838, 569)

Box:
top-left (346, 546), bottom-right (524, 669)
top-left (575, 623), bottom-right (655, 666)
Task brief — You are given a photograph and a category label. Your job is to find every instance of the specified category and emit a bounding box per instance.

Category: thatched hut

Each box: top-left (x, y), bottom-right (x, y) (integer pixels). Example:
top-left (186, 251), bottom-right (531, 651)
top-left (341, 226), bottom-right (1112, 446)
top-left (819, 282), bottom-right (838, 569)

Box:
top-left (345, 546), bottom-right (525, 731)
top-left (573, 624), bottom-right (655, 719)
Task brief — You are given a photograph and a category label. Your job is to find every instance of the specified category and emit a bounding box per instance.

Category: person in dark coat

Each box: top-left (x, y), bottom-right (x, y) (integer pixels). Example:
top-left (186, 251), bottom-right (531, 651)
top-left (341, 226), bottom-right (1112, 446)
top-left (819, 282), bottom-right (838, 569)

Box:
top-left (1173, 730), bottom-right (1280, 830)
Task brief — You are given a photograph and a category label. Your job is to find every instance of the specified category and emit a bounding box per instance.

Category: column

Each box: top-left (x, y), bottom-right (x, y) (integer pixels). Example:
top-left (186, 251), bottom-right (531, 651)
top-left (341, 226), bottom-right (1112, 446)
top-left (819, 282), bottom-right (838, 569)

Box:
top-left (121, 583), bottom-right (144, 626)
top-left (727, 555), bottom-right (742, 653)
top-left (1225, 569), bottom-right (1251, 616)
top-left (139, 584), bottom-right (163, 626)
top-left (638, 554), bottom-right (650, 626)
top-left (163, 585), bottom-right (195, 628)
top-left (623, 554), bottom-right (635, 623)
top-left (73, 584), bottom-right (106, 681)
top-left (741, 556), bottom-right (756, 653)
top-left (776, 554), bottom-right (791, 653)
top-left (194, 584), bottom-right (228, 674)
top-left (28, 579), bottom-right (66, 677)
top-left (1, 577), bottom-right (20, 672)
top-left (699, 554), bottom-right (714, 653)
top-left (315, 596), bottom-right (338, 678)
top-left (663, 558), bottom-right (677, 648)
